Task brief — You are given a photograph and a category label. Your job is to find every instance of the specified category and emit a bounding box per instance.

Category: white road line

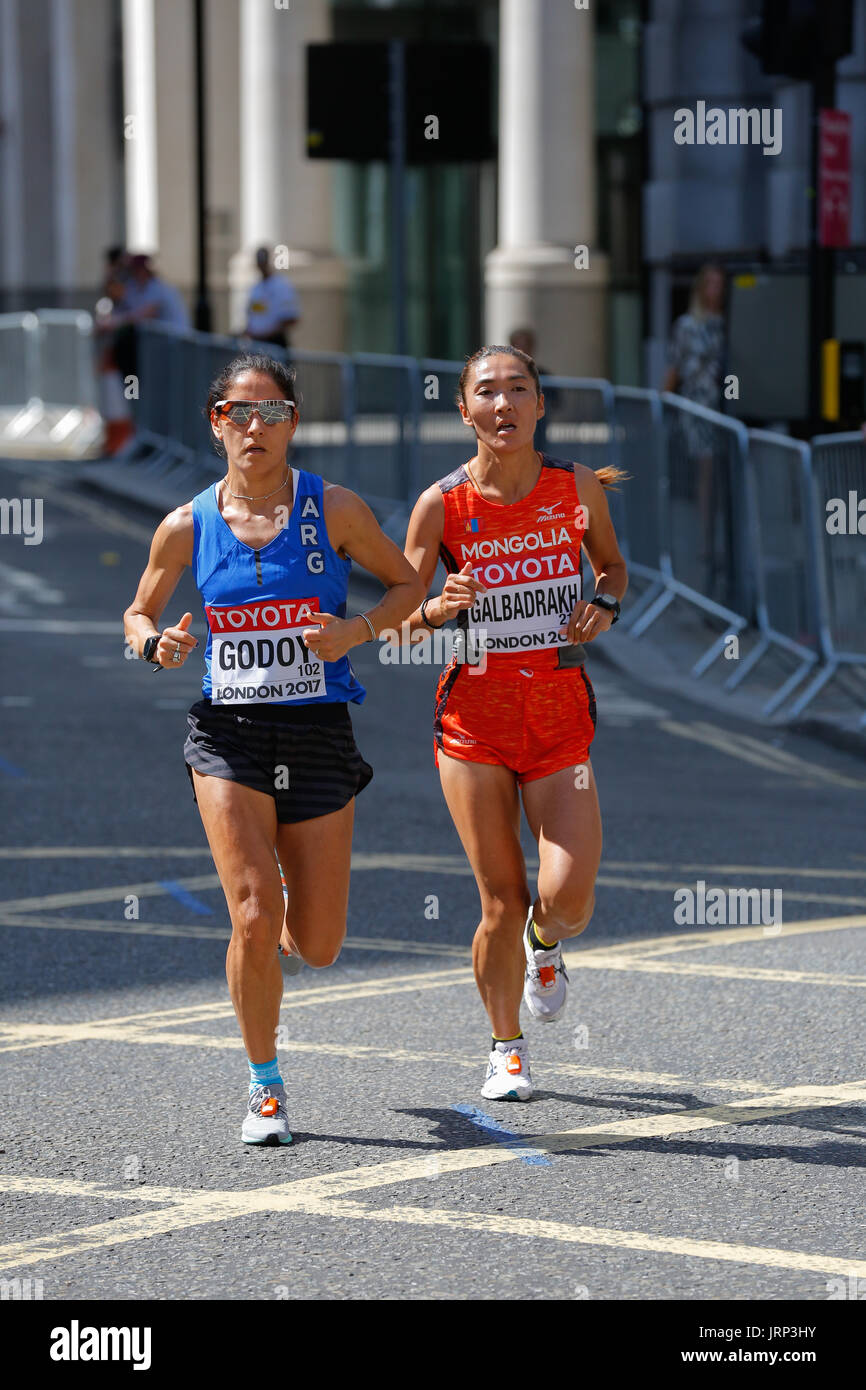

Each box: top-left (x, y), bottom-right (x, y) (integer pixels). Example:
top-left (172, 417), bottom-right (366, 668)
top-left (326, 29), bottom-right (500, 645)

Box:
top-left (3, 870), bottom-right (864, 917)
top-left (0, 620), bottom-right (122, 634)
top-left (575, 956), bottom-right (866, 989)
top-left (0, 1024), bottom-right (781, 1094)
top-left (31, 482), bottom-right (155, 544)
top-left (1, 848), bottom-right (864, 885)
top-left (0, 847), bottom-right (217, 859)
top-left (562, 914), bottom-right (866, 963)
top-left (309, 1201), bottom-right (866, 1280)
top-left (0, 561), bottom-right (64, 608)
top-left (0, 915), bottom-right (472, 957)
top-left (0, 1174), bottom-right (191, 1204)
top-left (0, 847), bottom-right (864, 885)
top-left (592, 876), bottom-right (866, 910)
top-left (607, 862), bottom-right (866, 882)
top-left (659, 720), bottom-right (866, 790)
top-left (1, 1079), bottom-right (865, 1271)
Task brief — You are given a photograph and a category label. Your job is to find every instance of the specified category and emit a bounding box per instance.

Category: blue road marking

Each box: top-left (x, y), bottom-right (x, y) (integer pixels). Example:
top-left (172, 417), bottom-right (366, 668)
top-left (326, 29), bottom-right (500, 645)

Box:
top-left (158, 881), bottom-right (213, 916)
top-left (450, 1103), bottom-right (553, 1167)
top-left (0, 754), bottom-right (25, 778)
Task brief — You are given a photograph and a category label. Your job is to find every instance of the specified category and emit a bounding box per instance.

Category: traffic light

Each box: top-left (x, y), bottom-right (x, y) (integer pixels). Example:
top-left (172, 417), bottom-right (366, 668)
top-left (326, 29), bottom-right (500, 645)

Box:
top-left (741, 1), bottom-right (853, 80)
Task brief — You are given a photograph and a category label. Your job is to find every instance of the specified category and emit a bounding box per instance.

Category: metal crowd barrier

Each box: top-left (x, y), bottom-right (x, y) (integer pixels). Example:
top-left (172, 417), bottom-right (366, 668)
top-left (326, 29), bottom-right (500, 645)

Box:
top-left (732, 432), bottom-right (821, 713)
top-left (611, 391), bottom-right (749, 676)
top-left (787, 433), bottom-right (866, 723)
top-left (611, 386), bottom-right (669, 623)
top-left (64, 319), bottom-right (864, 723)
top-left (0, 309), bottom-right (103, 458)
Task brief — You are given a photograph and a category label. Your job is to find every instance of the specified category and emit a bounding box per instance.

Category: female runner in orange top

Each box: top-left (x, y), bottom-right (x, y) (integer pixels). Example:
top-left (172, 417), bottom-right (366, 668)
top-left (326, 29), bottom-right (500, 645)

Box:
top-left (403, 345), bottom-right (627, 1100)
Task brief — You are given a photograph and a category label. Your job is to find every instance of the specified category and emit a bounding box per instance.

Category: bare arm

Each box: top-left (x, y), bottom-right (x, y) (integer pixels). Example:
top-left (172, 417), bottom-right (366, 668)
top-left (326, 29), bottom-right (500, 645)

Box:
top-left (122, 506), bottom-right (199, 668)
top-left (301, 485), bottom-right (426, 661)
top-left (661, 365), bottom-right (679, 393)
top-left (401, 485), bottom-right (486, 640)
top-left (566, 466), bottom-right (629, 644)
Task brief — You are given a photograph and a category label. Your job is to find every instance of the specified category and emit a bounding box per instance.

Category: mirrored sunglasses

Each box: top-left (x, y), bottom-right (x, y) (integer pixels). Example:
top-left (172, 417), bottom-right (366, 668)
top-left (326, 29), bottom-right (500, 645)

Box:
top-left (214, 399), bottom-right (296, 425)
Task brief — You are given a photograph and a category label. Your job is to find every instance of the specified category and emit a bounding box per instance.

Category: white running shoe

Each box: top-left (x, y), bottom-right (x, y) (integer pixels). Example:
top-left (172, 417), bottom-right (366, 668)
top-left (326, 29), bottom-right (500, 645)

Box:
top-left (522, 915), bottom-right (569, 1022)
top-left (242, 1083), bottom-right (293, 1145)
top-left (480, 1040), bottom-right (533, 1101)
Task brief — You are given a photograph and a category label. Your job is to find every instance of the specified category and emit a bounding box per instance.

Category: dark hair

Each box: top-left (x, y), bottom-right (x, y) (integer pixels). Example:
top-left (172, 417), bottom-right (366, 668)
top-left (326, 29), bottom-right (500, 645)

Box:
top-left (456, 343), bottom-right (628, 492)
top-left (456, 344), bottom-right (540, 407)
top-left (205, 352), bottom-right (300, 459)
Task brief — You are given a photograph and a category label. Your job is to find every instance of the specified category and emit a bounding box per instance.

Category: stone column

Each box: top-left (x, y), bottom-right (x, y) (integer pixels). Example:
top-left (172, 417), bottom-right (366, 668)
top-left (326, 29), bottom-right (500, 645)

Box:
top-left (485, 0), bottom-right (609, 376)
top-left (228, 0), bottom-right (347, 350)
top-left (121, 0), bottom-right (159, 254)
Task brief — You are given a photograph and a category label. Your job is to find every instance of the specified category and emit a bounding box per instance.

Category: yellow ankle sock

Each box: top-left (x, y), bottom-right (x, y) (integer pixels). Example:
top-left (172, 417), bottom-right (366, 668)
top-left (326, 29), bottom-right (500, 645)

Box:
top-left (530, 919), bottom-right (557, 950)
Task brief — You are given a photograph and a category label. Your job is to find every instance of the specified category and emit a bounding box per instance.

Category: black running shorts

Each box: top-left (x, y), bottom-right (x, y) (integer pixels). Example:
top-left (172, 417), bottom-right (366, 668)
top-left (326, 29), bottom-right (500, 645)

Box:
top-left (183, 698), bottom-right (373, 824)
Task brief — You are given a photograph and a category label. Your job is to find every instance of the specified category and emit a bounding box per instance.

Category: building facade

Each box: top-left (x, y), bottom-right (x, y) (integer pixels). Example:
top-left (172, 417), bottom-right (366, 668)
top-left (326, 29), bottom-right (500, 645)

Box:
top-left (0, 0), bottom-right (861, 386)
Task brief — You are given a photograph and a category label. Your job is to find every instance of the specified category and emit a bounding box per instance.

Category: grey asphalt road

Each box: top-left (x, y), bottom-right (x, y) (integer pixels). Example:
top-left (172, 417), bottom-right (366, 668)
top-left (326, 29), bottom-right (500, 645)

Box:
top-left (1, 455), bottom-right (865, 1304)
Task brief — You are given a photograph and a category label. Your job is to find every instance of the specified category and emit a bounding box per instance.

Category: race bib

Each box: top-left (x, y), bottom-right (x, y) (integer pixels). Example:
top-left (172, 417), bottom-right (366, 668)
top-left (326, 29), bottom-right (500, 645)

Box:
top-left (468, 578), bottom-right (581, 653)
top-left (206, 598), bottom-right (325, 704)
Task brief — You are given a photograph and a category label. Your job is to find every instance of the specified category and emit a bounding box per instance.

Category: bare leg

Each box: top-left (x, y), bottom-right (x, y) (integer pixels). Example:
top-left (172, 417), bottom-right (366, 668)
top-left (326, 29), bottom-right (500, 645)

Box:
top-left (276, 799), bottom-right (355, 969)
top-left (191, 771), bottom-right (283, 1063)
top-left (437, 754), bottom-right (529, 1038)
top-left (521, 760), bottom-right (603, 945)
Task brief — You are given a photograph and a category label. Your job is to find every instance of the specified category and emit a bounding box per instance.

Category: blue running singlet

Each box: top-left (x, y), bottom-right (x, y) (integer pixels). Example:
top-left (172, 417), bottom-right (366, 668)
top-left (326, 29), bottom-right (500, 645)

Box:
top-left (190, 467), bottom-right (366, 707)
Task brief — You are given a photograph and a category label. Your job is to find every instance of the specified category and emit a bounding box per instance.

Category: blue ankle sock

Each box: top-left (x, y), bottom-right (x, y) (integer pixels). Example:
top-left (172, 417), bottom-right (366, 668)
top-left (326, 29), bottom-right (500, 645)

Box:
top-left (249, 1056), bottom-right (283, 1094)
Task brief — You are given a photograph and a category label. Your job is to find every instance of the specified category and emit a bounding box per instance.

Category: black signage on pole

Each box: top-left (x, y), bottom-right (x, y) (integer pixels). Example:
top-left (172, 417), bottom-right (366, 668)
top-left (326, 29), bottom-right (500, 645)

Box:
top-left (306, 42), bottom-right (495, 164)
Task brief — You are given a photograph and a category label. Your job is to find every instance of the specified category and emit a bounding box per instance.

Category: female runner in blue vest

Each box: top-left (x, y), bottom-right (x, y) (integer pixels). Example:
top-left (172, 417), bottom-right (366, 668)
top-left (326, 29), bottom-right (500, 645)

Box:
top-left (123, 353), bottom-right (424, 1145)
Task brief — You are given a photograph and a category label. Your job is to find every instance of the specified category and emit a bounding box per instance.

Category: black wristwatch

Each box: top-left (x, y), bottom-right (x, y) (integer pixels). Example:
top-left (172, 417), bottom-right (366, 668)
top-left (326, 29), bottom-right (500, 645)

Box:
top-left (420, 597), bottom-right (445, 630)
top-left (590, 594), bottom-right (620, 625)
top-left (142, 634), bottom-right (161, 664)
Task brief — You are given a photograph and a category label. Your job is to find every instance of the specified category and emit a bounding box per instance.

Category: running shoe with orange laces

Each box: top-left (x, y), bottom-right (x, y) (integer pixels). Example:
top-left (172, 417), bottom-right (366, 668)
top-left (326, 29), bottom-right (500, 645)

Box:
top-left (242, 1084), bottom-right (293, 1145)
top-left (480, 1039), bottom-right (534, 1101)
top-left (522, 914), bottom-right (569, 1022)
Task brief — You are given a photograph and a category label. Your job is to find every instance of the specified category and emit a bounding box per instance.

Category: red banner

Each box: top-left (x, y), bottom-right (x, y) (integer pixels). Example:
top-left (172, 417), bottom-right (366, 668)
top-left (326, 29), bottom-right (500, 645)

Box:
top-left (819, 109), bottom-right (851, 248)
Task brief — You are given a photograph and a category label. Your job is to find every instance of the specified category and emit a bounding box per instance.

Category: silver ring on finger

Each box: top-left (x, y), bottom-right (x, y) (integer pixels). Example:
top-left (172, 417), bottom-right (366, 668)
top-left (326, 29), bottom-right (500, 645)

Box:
top-left (172, 643), bottom-right (182, 664)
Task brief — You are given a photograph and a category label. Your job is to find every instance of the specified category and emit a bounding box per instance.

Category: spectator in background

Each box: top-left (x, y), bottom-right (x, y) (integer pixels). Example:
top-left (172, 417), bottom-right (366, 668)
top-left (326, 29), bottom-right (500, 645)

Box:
top-left (661, 262), bottom-right (731, 605)
top-left (662, 263), bottom-right (725, 408)
top-left (243, 247), bottom-right (301, 351)
top-left (102, 245), bottom-right (129, 308)
top-left (94, 253), bottom-right (190, 453)
top-left (96, 252), bottom-right (190, 379)
top-left (119, 253), bottom-right (191, 331)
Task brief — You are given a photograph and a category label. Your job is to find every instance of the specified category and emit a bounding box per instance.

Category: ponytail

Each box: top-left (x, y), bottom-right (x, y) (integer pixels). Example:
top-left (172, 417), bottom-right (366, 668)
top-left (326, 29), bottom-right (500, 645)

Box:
top-left (594, 465), bottom-right (630, 490)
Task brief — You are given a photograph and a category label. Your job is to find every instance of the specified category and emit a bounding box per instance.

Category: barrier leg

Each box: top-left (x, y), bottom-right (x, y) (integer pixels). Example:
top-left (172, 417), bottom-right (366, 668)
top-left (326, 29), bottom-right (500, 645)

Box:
top-left (690, 618), bottom-right (747, 678)
top-left (786, 662), bottom-right (838, 718)
top-left (629, 586), bottom-right (676, 638)
top-left (762, 658), bottom-right (820, 717)
top-left (723, 636), bottom-right (769, 690)
top-left (619, 577), bottom-right (667, 631)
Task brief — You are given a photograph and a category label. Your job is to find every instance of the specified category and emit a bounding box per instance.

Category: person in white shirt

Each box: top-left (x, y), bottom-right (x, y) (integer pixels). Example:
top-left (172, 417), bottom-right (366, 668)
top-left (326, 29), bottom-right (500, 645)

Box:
top-left (243, 247), bottom-right (301, 350)
top-left (95, 253), bottom-right (191, 379)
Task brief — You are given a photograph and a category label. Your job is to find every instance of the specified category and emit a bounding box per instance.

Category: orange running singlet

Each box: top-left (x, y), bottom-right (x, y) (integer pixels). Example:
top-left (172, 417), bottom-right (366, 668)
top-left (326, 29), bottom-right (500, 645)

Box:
top-left (433, 453), bottom-right (597, 783)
